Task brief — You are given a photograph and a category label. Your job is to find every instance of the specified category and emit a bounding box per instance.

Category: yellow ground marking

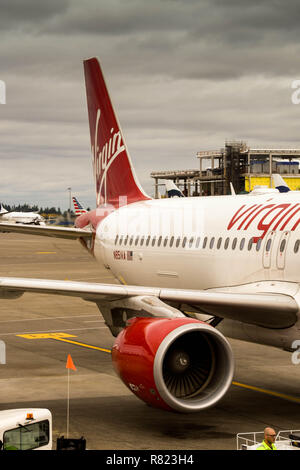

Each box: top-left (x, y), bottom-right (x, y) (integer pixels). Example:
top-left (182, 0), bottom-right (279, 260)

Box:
top-left (36, 252), bottom-right (57, 254)
top-left (232, 381), bottom-right (300, 404)
top-left (118, 275), bottom-right (127, 285)
top-left (17, 332), bottom-right (77, 340)
top-left (17, 331), bottom-right (111, 353)
top-left (53, 337), bottom-right (111, 354)
top-left (15, 333), bottom-right (300, 403)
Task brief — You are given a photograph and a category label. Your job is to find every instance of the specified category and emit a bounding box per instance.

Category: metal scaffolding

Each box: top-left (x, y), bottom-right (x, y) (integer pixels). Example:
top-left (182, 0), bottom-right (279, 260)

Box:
top-left (151, 142), bottom-right (300, 198)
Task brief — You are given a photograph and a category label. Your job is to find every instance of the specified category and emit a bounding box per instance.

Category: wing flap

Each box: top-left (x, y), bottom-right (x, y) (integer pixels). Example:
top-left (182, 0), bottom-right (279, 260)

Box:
top-left (159, 289), bottom-right (298, 328)
top-left (0, 277), bottom-right (297, 328)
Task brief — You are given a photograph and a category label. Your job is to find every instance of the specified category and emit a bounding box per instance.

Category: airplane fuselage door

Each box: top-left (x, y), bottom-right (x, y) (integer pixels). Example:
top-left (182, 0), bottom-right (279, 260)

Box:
top-left (277, 231), bottom-right (290, 270)
top-left (263, 231), bottom-right (276, 269)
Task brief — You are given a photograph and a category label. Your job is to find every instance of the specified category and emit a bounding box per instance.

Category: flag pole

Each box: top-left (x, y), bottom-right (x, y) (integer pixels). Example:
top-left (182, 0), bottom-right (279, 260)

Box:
top-left (65, 354), bottom-right (76, 439)
top-left (67, 367), bottom-right (70, 438)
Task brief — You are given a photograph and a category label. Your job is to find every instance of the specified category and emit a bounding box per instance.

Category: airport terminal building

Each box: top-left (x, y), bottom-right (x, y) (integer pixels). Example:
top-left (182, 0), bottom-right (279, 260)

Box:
top-left (151, 141), bottom-right (300, 198)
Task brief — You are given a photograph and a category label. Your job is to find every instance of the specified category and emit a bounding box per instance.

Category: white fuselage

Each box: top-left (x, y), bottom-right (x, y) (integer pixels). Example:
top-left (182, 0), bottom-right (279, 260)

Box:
top-left (94, 192), bottom-right (300, 289)
top-left (90, 191), bottom-right (300, 351)
top-left (0, 211), bottom-right (45, 225)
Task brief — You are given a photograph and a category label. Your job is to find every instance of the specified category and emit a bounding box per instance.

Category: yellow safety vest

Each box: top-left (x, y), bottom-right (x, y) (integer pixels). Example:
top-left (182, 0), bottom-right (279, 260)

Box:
top-left (257, 440), bottom-right (277, 450)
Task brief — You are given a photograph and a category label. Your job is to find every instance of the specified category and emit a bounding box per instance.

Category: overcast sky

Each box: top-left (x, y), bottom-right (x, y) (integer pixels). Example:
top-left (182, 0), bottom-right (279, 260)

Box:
top-left (0, 0), bottom-right (300, 210)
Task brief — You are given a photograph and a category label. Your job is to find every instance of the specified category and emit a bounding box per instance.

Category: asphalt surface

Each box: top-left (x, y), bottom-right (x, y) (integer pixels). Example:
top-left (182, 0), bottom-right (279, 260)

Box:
top-left (0, 233), bottom-right (299, 450)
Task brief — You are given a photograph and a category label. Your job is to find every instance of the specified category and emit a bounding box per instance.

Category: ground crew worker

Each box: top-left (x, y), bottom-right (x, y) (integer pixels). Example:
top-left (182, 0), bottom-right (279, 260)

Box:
top-left (257, 427), bottom-right (277, 450)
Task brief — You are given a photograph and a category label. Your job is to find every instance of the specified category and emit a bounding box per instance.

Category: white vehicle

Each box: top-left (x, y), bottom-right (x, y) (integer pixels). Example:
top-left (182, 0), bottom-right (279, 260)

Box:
top-left (0, 204), bottom-right (45, 225)
top-left (1, 58), bottom-right (300, 413)
top-left (237, 430), bottom-right (300, 450)
top-left (0, 409), bottom-right (52, 450)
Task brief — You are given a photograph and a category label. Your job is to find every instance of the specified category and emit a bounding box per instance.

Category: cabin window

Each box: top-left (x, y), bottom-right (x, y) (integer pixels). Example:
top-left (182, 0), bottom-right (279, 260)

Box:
top-left (209, 237), bottom-right (215, 249)
top-left (146, 236), bottom-right (151, 246)
top-left (115, 235), bottom-right (119, 245)
top-left (129, 236), bottom-right (134, 246)
top-left (189, 237), bottom-right (194, 248)
top-left (266, 239), bottom-right (272, 252)
top-left (176, 237), bottom-right (181, 248)
top-left (119, 236), bottom-right (123, 245)
top-left (217, 237), bottom-right (222, 249)
top-left (158, 236), bottom-right (162, 247)
top-left (240, 238), bottom-right (245, 250)
top-left (170, 236), bottom-right (174, 247)
top-left (140, 236), bottom-right (145, 246)
top-left (182, 237), bottom-right (187, 248)
top-left (135, 236), bottom-right (139, 246)
top-left (152, 237), bottom-right (156, 247)
top-left (196, 237), bottom-right (201, 248)
top-left (279, 239), bottom-right (286, 253)
top-left (163, 237), bottom-right (168, 247)
top-left (256, 238), bottom-right (262, 251)
top-left (224, 237), bottom-right (230, 250)
top-left (203, 237), bottom-right (208, 249)
top-left (248, 238), bottom-right (253, 250)
top-left (232, 238), bottom-right (237, 250)
top-left (124, 235), bottom-right (129, 246)
top-left (294, 240), bottom-right (300, 253)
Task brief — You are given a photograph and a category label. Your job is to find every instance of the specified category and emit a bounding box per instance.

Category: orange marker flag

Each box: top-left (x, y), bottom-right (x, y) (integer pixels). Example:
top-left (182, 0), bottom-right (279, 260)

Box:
top-left (66, 354), bottom-right (77, 371)
top-left (66, 354), bottom-right (76, 438)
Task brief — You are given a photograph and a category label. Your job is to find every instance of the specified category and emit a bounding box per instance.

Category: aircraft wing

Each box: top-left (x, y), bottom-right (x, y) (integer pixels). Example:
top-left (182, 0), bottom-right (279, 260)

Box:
top-left (0, 223), bottom-right (92, 240)
top-left (0, 277), bottom-right (297, 329)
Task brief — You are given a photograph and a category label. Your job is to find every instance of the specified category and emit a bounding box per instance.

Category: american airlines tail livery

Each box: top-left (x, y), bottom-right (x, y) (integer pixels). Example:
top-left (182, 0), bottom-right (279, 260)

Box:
top-left (72, 196), bottom-right (87, 216)
top-left (1, 58), bottom-right (300, 413)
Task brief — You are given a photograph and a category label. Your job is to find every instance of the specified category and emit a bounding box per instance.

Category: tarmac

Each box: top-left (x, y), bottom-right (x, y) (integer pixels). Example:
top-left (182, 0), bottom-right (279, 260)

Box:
top-left (0, 233), bottom-right (299, 450)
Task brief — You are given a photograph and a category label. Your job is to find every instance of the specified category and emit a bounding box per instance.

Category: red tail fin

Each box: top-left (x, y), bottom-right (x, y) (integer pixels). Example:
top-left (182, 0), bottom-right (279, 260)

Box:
top-left (83, 58), bottom-right (150, 208)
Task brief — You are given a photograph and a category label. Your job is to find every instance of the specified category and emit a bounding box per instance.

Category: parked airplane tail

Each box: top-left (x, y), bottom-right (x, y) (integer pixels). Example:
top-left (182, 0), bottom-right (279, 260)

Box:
top-left (230, 182), bottom-right (236, 196)
top-left (72, 197), bottom-right (87, 216)
top-left (83, 58), bottom-right (150, 208)
top-left (272, 174), bottom-right (290, 193)
top-left (0, 204), bottom-right (7, 214)
top-left (164, 180), bottom-right (184, 198)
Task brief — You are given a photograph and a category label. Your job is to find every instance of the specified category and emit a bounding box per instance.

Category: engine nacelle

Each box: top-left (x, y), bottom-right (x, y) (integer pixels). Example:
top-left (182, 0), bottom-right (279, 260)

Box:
top-left (112, 317), bottom-right (234, 413)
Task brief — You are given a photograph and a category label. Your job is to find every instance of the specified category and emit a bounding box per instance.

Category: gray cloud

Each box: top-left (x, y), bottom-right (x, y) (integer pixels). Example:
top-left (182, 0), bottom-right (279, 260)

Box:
top-left (40, 0), bottom-right (198, 36)
top-left (0, 0), bottom-right (300, 209)
top-left (1, 0), bottom-right (300, 82)
top-left (39, 0), bottom-right (300, 43)
top-left (0, 0), bottom-right (69, 30)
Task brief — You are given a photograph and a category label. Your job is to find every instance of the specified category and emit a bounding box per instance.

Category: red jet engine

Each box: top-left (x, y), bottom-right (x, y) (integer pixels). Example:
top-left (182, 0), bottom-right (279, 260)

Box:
top-left (112, 317), bottom-right (234, 413)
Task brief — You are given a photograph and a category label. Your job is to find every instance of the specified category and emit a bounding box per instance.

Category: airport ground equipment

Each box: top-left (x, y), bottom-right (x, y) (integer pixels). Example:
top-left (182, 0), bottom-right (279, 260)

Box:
top-left (0, 408), bottom-right (86, 451)
top-left (0, 408), bottom-right (52, 450)
top-left (237, 430), bottom-right (300, 450)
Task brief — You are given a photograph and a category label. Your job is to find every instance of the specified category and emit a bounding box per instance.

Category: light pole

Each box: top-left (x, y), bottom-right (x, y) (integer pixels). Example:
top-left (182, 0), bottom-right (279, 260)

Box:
top-left (67, 187), bottom-right (71, 213)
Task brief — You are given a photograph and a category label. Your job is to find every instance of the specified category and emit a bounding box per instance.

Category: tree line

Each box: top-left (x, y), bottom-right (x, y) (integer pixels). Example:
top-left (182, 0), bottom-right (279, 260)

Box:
top-left (3, 204), bottom-right (64, 215)
top-left (2, 204), bottom-right (90, 216)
